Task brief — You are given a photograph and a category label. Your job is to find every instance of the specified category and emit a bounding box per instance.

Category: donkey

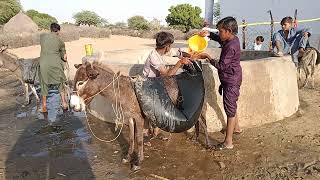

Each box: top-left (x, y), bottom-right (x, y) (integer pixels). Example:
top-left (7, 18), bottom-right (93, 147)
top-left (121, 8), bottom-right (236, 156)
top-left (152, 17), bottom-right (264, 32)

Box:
top-left (0, 45), bottom-right (39, 104)
top-left (72, 62), bottom-right (210, 171)
top-left (298, 47), bottom-right (320, 89)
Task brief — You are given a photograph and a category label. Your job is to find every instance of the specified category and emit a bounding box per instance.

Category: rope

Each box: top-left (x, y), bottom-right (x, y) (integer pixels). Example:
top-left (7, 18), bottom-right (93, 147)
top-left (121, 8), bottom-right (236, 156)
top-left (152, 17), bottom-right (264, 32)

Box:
top-left (81, 72), bottom-right (125, 143)
top-left (83, 73), bottom-right (121, 102)
top-left (84, 110), bottom-right (124, 143)
top-left (238, 17), bottom-right (320, 27)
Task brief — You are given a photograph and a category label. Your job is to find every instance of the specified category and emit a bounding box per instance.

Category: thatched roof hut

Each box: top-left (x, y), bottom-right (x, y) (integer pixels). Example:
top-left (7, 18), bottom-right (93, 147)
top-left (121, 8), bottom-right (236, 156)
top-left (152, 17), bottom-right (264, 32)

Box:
top-left (3, 11), bottom-right (38, 33)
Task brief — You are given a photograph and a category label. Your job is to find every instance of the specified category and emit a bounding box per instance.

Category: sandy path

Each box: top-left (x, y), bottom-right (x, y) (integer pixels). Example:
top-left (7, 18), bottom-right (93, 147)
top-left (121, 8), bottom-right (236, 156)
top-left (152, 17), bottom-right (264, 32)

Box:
top-left (8, 35), bottom-right (187, 77)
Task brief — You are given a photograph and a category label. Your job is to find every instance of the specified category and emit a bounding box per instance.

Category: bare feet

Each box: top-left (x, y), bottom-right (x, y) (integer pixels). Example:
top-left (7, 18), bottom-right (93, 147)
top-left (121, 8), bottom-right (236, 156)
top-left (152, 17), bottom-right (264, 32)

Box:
top-left (39, 106), bottom-right (48, 113)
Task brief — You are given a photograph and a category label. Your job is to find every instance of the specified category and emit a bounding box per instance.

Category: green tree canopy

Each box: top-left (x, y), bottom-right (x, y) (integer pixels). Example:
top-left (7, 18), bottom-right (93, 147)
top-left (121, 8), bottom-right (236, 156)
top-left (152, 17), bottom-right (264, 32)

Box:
top-left (26, 9), bottom-right (58, 29)
top-left (73, 10), bottom-right (103, 26)
top-left (0, 0), bottom-right (22, 25)
top-left (165, 4), bottom-right (203, 32)
top-left (127, 16), bottom-right (150, 30)
top-left (213, 2), bottom-right (221, 24)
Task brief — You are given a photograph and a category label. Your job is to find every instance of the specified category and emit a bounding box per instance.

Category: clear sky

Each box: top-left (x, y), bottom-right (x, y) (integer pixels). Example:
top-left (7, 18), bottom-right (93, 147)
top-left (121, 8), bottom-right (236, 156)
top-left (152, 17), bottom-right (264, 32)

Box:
top-left (20, 0), bottom-right (205, 24)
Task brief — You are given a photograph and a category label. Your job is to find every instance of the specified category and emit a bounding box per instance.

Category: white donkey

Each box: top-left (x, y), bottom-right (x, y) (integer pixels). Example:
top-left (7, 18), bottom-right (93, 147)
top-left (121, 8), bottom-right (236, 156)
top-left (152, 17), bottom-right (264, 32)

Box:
top-left (0, 45), bottom-right (39, 104)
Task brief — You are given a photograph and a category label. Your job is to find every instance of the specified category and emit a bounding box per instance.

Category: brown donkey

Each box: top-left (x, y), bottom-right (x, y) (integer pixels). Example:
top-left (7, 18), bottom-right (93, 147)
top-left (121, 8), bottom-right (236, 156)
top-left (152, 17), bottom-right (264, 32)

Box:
top-left (72, 62), bottom-right (210, 170)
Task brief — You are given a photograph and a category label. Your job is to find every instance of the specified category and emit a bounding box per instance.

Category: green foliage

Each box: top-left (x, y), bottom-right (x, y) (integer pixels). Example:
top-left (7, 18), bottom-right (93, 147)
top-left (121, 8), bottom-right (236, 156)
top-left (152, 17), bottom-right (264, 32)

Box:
top-left (73, 10), bottom-right (103, 27)
top-left (26, 9), bottom-right (58, 29)
top-left (213, 2), bottom-right (221, 23)
top-left (127, 16), bottom-right (150, 30)
top-left (0, 0), bottom-right (22, 25)
top-left (165, 4), bottom-right (203, 32)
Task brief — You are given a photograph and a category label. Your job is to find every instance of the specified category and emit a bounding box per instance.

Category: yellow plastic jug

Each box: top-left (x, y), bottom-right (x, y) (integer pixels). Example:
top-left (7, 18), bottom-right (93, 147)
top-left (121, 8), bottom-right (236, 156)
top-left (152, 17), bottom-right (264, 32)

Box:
top-left (85, 44), bottom-right (93, 56)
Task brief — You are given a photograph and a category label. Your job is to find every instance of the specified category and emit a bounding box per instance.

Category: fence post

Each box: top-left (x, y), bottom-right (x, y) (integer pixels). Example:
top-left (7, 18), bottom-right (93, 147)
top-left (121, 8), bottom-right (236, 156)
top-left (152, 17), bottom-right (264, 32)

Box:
top-left (242, 19), bottom-right (247, 49)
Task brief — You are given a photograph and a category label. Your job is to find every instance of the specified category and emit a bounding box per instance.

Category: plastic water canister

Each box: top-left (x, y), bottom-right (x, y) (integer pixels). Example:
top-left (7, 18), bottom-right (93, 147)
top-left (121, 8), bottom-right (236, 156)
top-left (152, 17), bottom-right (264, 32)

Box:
top-left (85, 44), bottom-right (93, 56)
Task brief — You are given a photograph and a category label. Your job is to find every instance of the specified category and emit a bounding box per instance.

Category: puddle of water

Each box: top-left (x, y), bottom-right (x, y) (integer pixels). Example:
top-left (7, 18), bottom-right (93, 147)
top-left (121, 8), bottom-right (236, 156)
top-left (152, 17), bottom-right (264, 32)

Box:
top-left (31, 151), bottom-right (49, 158)
top-left (73, 149), bottom-right (88, 159)
top-left (74, 128), bottom-right (92, 144)
top-left (46, 90), bottom-right (63, 123)
top-left (31, 106), bottom-right (37, 115)
top-left (16, 112), bottom-right (28, 118)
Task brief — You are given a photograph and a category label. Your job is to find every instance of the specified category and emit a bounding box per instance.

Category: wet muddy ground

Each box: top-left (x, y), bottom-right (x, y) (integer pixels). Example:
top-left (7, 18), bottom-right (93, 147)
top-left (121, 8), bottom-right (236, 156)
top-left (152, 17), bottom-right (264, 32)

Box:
top-left (0, 69), bottom-right (320, 180)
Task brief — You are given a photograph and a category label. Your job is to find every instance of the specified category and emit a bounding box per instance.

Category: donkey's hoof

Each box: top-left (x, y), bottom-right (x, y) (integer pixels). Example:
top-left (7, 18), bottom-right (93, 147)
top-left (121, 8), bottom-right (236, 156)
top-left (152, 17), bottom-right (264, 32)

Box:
top-left (131, 165), bottom-right (141, 171)
top-left (122, 158), bottom-right (129, 164)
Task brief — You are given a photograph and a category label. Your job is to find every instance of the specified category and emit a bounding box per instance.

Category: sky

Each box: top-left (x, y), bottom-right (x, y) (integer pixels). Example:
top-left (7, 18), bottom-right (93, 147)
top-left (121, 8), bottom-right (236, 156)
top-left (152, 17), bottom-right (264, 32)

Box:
top-left (20, 0), bottom-right (205, 24)
top-left (19, 0), bottom-right (319, 31)
top-left (222, 0), bottom-right (319, 23)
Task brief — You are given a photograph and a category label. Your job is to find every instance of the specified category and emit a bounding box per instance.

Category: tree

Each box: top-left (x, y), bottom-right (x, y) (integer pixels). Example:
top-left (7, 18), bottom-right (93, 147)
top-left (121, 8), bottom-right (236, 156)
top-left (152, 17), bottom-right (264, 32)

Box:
top-left (127, 16), bottom-right (150, 30)
top-left (98, 18), bottom-right (109, 27)
top-left (0, 0), bottom-right (22, 25)
top-left (73, 10), bottom-right (102, 26)
top-left (26, 9), bottom-right (57, 29)
top-left (149, 18), bottom-right (161, 30)
top-left (166, 4), bottom-right (203, 32)
top-left (213, 2), bottom-right (221, 24)
top-left (114, 22), bottom-right (127, 28)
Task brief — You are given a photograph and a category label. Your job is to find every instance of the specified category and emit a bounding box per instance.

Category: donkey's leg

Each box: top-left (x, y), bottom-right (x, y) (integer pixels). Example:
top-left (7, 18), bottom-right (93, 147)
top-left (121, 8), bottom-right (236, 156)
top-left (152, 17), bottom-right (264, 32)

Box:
top-left (192, 120), bottom-right (200, 142)
top-left (23, 82), bottom-right (30, 104)
top-left (132, 117), bottom-right (144, 171)
top-left (122, 118), bottom-right (135, 164)
top-left (310, 52), bottom-right (317, 89)
top-left (136, 118), bottom-right (144, 162)
top-left (302, 64), bottom-right (310, 88)
top-left (29, 84), bottom-right (39, 102)
top-left (199, 114), bottom-right (213, 148)
top-left (311, 62), bottom-right (315, 89)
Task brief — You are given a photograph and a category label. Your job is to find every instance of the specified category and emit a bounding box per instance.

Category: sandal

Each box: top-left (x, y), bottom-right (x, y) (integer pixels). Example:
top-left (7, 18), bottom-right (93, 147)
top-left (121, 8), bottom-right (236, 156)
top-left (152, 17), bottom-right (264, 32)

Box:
top-left (215, 143), bottom-right (234, 151)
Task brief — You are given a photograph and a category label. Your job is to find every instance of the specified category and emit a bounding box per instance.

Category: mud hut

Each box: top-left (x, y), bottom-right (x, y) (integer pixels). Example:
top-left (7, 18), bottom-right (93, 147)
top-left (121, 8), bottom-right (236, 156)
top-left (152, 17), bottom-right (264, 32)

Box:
top-left (3, 11), bottom-right (38, 33)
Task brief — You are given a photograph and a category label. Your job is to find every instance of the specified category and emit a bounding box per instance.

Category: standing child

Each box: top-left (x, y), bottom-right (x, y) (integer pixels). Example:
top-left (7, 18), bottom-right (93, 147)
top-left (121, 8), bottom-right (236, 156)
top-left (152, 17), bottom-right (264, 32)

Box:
top-left (250, 36), bottom-right (264, 50)
top-left (196, 16), bottom-right (242, 150)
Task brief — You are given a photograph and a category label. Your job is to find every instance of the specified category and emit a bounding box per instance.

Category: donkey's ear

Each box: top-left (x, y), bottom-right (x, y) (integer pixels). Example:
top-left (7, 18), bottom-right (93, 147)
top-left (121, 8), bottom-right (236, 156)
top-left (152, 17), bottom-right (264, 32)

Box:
top-left (85, 63), bottom-right (99, 79)
top-left (0, 45), bottom-right (8, 53)
top-left (74, 64), bottom-right (82, 69)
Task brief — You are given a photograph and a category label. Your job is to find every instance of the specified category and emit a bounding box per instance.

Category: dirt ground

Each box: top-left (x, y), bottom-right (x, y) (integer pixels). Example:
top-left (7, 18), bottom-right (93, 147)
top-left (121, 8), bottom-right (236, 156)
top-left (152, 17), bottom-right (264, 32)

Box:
top-left (1, 36), bottom-right (320, 179)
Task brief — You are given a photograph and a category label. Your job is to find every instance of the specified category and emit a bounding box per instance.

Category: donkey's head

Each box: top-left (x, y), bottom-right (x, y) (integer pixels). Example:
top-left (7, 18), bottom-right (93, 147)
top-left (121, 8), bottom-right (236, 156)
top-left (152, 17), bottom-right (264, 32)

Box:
top-left (0, 45), bottom-right (20, 71)
top-left (0, 45), bottom-right (9, 67)
top-left (70, 61), bottom-right (100, 111)
top-left (73, 61), bottom-right (100, 90)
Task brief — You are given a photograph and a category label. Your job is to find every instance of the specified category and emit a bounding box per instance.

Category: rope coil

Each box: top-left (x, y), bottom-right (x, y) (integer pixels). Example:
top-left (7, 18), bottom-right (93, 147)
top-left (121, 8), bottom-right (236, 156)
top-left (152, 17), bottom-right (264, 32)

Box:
top-left (78, 72), bottom-right (125, 143)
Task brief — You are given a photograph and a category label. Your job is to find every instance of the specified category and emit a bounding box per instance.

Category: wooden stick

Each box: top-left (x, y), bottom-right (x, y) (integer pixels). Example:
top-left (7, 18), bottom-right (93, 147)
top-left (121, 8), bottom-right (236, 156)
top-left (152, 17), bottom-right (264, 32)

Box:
top-left (150, 174), bottom-right (170, 180)
top-left (242, 19), bottom-right (247, 50)
top-left (268, 10), bottom-right (274, 51)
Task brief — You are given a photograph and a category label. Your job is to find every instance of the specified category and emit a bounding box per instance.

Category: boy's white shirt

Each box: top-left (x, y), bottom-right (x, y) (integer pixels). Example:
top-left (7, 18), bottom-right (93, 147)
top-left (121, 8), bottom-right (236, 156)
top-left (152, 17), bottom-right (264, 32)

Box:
top-left (143, 49), bottom-right (183, 77)
top-left (254, 42), bottom-right (262, 51)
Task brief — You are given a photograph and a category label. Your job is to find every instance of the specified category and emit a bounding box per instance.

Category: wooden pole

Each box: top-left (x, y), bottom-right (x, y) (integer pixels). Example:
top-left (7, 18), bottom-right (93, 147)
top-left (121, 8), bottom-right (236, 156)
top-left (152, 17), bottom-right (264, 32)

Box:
top-left (242, 19), bottom-right (247, 49)
top-left (268, 10), bottom-right (274, 51)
